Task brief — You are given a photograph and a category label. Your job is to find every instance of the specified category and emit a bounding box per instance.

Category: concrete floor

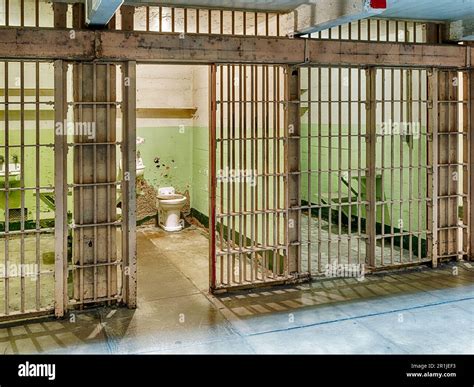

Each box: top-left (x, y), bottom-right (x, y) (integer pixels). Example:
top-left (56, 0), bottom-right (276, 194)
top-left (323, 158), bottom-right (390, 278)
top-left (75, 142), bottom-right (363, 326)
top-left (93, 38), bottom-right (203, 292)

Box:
top-left (0, 234), bottom-right (55, 314)
top-left (0, 225), bottom-right (472, 354)
top-left (300, 214), bottom-right (414, 274)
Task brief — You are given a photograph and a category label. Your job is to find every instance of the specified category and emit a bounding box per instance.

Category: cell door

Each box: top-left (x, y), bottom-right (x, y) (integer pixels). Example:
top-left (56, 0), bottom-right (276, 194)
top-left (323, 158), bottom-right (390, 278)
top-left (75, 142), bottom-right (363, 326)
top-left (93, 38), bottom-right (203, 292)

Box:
top-left (0, 60), bottom-right (56, 321)
top-left (209, 64), bottom-right (293, 291)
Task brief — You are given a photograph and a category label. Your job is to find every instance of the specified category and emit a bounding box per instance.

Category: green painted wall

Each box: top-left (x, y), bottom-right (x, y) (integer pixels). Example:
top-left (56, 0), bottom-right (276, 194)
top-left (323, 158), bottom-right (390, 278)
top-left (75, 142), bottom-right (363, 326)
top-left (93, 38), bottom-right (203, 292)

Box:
top-left (137, 126), bottom-right (193, 198)
top-left (192, 126), bottom-right (209, 216)
top-left (0, 126), bottom-right (57, 223)
top-left (301, 123), bottom-right (428, 233)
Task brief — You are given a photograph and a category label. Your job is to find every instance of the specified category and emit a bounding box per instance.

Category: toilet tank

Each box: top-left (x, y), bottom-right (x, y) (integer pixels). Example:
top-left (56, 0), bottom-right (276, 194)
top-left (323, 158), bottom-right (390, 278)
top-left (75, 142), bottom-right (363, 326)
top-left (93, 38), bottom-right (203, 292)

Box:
top-left (158, 187), bottom-right (175, 196)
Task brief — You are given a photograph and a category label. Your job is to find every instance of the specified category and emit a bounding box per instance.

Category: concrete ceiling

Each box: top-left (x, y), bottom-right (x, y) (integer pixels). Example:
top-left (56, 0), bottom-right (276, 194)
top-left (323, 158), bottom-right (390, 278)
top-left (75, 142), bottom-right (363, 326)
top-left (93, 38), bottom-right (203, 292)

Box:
top-left (122, 0), bottom-right (307, 12)
top-left (52, 0), bottom-right (474, 21)
top-left (380, 0), bottom-right (474, 22)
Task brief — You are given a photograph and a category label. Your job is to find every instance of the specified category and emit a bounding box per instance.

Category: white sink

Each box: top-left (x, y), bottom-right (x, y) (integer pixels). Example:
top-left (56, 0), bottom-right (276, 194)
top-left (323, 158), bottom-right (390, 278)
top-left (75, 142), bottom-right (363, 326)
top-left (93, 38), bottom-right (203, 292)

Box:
top-left (0, 163), bottom-right (21, 179)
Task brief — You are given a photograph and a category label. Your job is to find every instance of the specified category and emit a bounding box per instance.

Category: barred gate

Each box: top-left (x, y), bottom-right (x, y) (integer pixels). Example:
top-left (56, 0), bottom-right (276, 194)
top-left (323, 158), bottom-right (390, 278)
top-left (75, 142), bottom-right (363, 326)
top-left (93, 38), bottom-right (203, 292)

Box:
top-left (297, 65), bottom-right (469, 276)
top-left (0, 60), bottom-right (56, 321)
top-left (209, 64), bottom-right (292, 291)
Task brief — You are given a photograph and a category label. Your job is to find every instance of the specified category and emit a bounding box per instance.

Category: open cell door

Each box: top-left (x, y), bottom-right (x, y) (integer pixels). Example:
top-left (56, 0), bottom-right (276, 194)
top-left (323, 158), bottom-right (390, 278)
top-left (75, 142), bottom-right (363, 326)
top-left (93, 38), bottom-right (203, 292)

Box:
top-left (209, 64), bottom-right (296, 291)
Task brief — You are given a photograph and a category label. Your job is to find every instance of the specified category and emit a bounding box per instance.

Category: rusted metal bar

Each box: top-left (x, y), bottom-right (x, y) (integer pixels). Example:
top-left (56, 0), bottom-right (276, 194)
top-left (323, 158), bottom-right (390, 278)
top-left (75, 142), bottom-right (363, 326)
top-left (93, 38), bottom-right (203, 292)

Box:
top-left (428, 69), bottom-right (440, 267)
top-left (286, 65), bottom-right (300, 275)
top-left (53, 59), bottom-right (68, 317)
top-left (122, 61), bottom-right (137, 307)
top-left (366, 67), bottom-right (377, 267)
top-left (466, 68), bottom-right (473, 260)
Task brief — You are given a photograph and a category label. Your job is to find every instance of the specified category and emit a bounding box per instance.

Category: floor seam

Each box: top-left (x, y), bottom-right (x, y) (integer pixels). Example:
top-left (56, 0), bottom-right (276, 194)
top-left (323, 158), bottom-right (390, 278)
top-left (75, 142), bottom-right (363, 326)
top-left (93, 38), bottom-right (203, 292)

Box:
top-left (240, 296), bottom-right (474, 338)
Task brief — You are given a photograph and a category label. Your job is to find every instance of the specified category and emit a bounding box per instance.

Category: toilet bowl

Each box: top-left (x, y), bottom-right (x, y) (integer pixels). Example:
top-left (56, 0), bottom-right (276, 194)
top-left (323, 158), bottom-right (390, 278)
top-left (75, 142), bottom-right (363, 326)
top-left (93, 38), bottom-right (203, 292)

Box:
top-left (157, 187), bottom-right (187, 232)
top-left (136, 157), bottom-right (145, 178)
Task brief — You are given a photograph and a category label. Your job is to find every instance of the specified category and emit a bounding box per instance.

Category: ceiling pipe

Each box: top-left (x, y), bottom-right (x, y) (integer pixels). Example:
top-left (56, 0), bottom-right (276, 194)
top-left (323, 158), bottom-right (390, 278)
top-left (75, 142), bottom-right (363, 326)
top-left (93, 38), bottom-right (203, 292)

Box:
top-left (85, 0), bottom-right (124, 27)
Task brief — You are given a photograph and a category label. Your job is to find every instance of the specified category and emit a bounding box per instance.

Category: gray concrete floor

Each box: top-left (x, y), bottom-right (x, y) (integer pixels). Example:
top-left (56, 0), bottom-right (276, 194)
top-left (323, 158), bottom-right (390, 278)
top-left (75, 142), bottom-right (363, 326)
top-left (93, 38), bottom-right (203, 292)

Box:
top-left (0, 234), bottom-right (55, 313)
top-left (0, 225), bottom-right (472, 354)
top-left (300, 214), bottom-right (414, 274)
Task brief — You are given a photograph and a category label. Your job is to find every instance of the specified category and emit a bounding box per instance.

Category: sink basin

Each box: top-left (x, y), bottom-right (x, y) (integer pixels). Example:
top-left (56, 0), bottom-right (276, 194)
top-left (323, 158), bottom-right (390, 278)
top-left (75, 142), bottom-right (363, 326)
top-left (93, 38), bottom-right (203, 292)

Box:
top-left (0, 163), bottom-right (21, 182)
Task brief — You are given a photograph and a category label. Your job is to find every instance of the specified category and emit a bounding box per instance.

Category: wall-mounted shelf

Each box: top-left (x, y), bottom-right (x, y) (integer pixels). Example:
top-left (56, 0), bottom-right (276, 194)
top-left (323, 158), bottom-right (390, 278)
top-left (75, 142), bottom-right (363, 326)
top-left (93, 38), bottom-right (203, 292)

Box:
top-left (136, 108), bottom-right (197, 119)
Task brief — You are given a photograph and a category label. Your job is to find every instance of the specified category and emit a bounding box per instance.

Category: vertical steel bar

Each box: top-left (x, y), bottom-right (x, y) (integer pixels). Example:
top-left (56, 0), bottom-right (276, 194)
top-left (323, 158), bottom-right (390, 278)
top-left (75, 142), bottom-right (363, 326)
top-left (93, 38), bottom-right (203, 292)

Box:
top-left (348, 67), bottom-right (353, 264)
top-left (158, 6), bottom-right (162, 32)
top-left (429, 69), bottom-right (439, 267)
top-left (276, 66), bottom-right (282, 275)
top-left (146, 6), bottom-right (150, 31)
top-left (366, 67), bottom-right (377, 267)
top-left (408, 69), bottom-right (414, 261)
top-left (19, 61), bottom-right (25, 312)
top-left (337, 67), bottom-right (342, 265)
top-left (307, 67), bottom-right (312, 274)
top-left (468, 68), bottom-right (474, 260)
top-left (106, 64), bottom-right (111, 302)
top-left (183, 8), bottom-right (187, 34)
top-left (318, 67), bottom-right (322, 271)
top-left (418, 69), bottom-right (423, 260)
top-left (262, 65), bottom-right (267, 280)
top-left (381, 68), bottom-right (386, 265)
top-left (254, 66), bottom-right (259, 280)
top-left (390, 68), bottom-right (395, 264)
top-left (35, 62), bottom-right (41, 309)
top-left (54, 60), bottom-right (68, 317)
top-left (250, 65), bottom-right (255, 281)
top-left (328, 67), bottom-right (332, 266)
top-left (92, 63), bottom-right (98, 301)
top-left (273, 65), bottom-right (278, 277)
top-left (254, 12), bottom-right (257, 36)
top-left (171, 7), bottom-right (175, 33)
top-left (238, 64), bottom-right (243, 283)
top-left (231, 64), bottom-right (236, 282)
top-left (220, 10), bottom-right (223, 35)
top-left (4, 61), bottom-right (9, 315)
top-left (5, 0), bottom-right (9, 26)
top-left (286, 65), bottom-right (301, 275)
top-left (209, 64), bottom-right (217, 289)
top-left (226, 65), bottom-right (232, 284)
top-left (196, 8), bottom-right (199, 34)
top-left (35, 0), bottom-right (39, 27)
top-left (243, 64), bottom-right (248, 281)
top-left (357, 67), bottom-right (362, 264)
top-left (219, 65), bottom-right (224, 285)
top-left (399, 68), bottom-right (405, 263)
top-left (122, 61), bottom-right (137, 307)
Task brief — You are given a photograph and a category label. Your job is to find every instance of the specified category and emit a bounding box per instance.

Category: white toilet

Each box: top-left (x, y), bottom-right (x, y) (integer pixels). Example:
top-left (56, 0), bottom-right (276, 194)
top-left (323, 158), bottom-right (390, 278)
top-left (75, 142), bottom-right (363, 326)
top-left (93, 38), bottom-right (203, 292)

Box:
top-left (157, 187), bottom-right (187, 232)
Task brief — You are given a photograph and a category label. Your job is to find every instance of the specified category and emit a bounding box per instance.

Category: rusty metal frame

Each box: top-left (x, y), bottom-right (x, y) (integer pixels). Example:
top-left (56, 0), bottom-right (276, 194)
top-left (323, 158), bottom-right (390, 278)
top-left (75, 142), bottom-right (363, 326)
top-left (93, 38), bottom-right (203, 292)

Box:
top-left (121, 60), bottom-right (137, 307)
top-left (54, 59), bottom-right (68, 317)
top-left (0, 28), bottom-right (472, 69)
top-left (210, 63), bottom-right (291, 291)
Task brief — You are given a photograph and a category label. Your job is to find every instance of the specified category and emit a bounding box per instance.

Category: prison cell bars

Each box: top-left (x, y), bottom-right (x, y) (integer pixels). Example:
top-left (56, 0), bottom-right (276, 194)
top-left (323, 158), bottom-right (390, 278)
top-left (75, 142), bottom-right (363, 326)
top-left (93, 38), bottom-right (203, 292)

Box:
top-left (132, 6), bottom-right (289, 37)
top-left (431, 69), bottom-right (469, 264)
top-left (212, 64), bottom-right (289, 290)
top-left (298, 66), bottom-right (369, 276)
top-left (0, 0), bottom-right (51, 27)
top-left (374, 68), bottom-right (431, 268)
top-left (0, 60), bottom-right (56, 321)
top-left (308, 19), bottom-right (429, 43)
top-left (296, 65), bottom-right (454, 275)
top-left (68, 62), bottom-right (123, 308)
top-left (0, 0), bottom-right (442, 47)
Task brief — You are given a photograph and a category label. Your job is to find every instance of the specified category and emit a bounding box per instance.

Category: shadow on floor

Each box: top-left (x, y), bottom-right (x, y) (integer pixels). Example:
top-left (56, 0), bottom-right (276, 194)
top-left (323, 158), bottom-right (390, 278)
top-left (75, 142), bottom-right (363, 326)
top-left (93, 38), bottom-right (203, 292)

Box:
top-left (0, 225), bottom-right (472, 354)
